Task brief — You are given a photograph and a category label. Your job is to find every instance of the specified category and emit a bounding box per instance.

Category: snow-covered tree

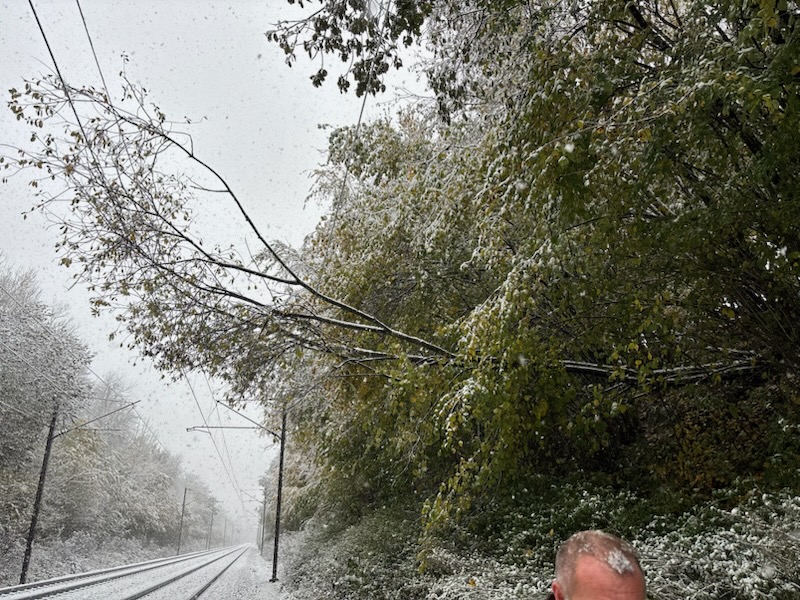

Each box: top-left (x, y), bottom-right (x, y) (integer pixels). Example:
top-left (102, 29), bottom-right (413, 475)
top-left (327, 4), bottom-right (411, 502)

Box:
top-left (0, 260), bottom-right (91, 570)
top-left (0, 262), bottom-right (220, 582)
top-left (279, 0), bottom-right (800, 519)
top-left (4, 0), bottom-right (799, 532)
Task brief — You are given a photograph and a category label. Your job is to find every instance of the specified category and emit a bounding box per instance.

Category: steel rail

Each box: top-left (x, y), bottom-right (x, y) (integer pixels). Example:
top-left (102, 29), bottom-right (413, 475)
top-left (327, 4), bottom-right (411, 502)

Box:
top-left (0, 548), bottom-right (213, 597)
top-left (183, 545), bottom-right (248, 600)
top-left (120, 545), bottom-right (248, 600)
top-left (0, 546), bottom-right (246, 600)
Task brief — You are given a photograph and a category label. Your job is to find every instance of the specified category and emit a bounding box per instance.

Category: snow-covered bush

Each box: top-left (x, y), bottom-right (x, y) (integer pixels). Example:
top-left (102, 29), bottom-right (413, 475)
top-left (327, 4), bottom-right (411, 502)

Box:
top-left (282, 506), bottom-right (432, 600)
top-left (640, 492), bottom-right (800, 599)
top-left (282, 486), bottom-right (800, 600)
top-left (0, 531), bottom-right (165, 586)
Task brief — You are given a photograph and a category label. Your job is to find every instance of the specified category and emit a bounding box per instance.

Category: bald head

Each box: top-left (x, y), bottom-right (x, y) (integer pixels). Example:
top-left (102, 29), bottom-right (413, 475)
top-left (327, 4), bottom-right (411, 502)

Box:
top-left (551, 530), bottom-right (646, 600)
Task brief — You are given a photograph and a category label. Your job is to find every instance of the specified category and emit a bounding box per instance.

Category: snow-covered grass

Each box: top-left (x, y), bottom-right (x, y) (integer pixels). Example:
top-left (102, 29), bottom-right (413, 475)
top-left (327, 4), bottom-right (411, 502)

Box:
top-left (280, 485), bottom-right (800, 600)
top-left (0, 532), bottom-right (167, 587)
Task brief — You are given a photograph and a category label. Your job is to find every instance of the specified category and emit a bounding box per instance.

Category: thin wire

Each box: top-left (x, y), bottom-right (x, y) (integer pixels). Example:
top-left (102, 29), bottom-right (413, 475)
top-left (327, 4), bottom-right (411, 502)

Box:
top-left (0, 337), bottom-right (148, 451)
top-left (15, 4), bottom-right (195, 497)
top-left (0, 278), bottom-right (181, 473)
top-left (54, 399), bottom-right (139, 439)
top-left (0, 397), bottom-right (36, 420)
top-left (199, 375), bottom-right (242, 492)
top-left (71, 5), bottom-right (250, 508)
top-left (1, 275), bottom-right (178, 457)
top-left (215, 400), bottom-right (279, 439)
top-left (1, 277), bottom-right (179, 478)
top-left (27, 0), bottom-right (94, 162)
top-left (203, 377), bottom-right (271, 525)
top-left (74, 0), bottom-right (109, 93)
top-left (130, 404), bottom-right (176, 456)
top-left (47, 0), bottom-right (183, 463)
top-left (207, 391), bottom-right (253, 522)
top-left (0, 337), bottom-right (71, 413)
top-left (211, 400), bottom-right (242, 500)
top-left (73, 0), bottom-right (137, 181)
top-left (183, 369), bottom-right (248, 514)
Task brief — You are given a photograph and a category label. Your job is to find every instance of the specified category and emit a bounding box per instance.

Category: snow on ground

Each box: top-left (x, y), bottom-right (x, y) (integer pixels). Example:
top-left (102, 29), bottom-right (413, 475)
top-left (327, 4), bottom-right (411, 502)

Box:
top-left (203, 545), bottom-right (285, 600)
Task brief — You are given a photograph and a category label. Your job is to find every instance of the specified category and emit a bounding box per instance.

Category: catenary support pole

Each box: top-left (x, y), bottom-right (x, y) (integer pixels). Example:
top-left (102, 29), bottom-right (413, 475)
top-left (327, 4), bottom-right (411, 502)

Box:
top-left (176, 487), bottom-right (188, 555)
top-left (259, 492), bottom-right (267, 552)
top-left (270, 411), bottom-right (287, 582)
top-left (20, 402), bottom-right (59, 584)
top-left (207, 508), bottom-right (215, 550)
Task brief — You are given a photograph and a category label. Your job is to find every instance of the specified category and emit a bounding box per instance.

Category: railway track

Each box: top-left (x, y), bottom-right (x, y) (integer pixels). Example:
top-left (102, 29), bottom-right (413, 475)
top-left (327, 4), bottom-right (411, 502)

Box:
top-left (0, 545), bottom-right (250, 600)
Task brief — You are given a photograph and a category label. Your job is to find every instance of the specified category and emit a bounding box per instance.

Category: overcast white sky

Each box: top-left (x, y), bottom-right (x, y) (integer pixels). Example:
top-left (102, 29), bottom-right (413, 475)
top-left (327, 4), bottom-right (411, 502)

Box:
top-left (0, 0), bottom-right (422, 536)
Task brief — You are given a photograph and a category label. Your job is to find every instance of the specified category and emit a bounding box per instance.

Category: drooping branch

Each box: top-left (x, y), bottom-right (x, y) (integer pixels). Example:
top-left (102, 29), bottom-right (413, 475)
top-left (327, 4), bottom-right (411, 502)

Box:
top-left (113, 107), bottom-right (457, 360)
top-left (6, 77), bottom-right (457, 374)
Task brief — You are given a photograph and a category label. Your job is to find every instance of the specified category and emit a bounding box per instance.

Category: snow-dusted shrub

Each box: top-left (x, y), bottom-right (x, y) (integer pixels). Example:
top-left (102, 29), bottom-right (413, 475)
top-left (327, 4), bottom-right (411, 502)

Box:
top-left (420, 547), bottom-right (552, 599)
top-left (0, 532), bottom-right (166, 586)
top-left (283, 484), bottom-right (800, 600)
top-left (640, 492), bottom-right (800, 600)
top-left (0, 538), bottom-right (24, 588)
top-left (282, 506), bottom-right (432, 600)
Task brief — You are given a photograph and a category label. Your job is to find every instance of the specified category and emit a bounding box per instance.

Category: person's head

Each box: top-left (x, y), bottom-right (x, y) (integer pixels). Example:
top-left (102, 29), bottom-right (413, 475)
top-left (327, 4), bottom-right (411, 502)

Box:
top-left (550, 530), bottom-right (646, 600)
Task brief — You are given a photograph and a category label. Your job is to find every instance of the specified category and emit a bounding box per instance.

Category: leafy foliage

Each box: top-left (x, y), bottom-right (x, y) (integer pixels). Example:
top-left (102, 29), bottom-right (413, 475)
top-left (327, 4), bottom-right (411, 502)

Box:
top-left (281, 485), bottom-right (800, 600)
top-left (5, 4), bottom-right (800, 593)
top-left (287, 0), bottom-right (800, 524)
top-left (266, 0), bottom-right (431, 95)
top-left (282, 505), bottom-right (431, 600)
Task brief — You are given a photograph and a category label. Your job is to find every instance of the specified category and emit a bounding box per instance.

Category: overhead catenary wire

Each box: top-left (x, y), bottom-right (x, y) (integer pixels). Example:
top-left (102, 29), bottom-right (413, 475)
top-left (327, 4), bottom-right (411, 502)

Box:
top-left (0, 271), bottom-right (182, 476)
top-left (27, 0), bottom-right (98, 171)
top-left (22, 0), bottom-right (203, 476)
top-left (210, 394), bottom-right (245, 500)
top-left (74, 0), bottom-right (109, 94)
top-left (0, 397), bottom-right (36, 420)
top-left (20, 0), bottom-right (402, 529)
top-left (198, 375), bottom-right (249, 509)
top-left (0, 335), bottom-right (142, 434)
top-left (70, 1), bottom-right (268, 509)
top-left (73, 0), bottom-right (138, 186)
top-left (201, 374), bottom-right (286, 527)
top-left (183, 369), bottom-right (249, 517)
top-left (0, 337), bottom-right (76, 411)
top-left (64, 0), bottom-right (194, 463)
top-left (54, 399), bottom-right (140, 439)
top-left (0, 285), bottom-right (196, 511)
top-left (201, 370), bottom-right (276, 525)
top-left (7, 4), bottom-right (261, 541)
top-left (0, 277), bottom-right (175, 458)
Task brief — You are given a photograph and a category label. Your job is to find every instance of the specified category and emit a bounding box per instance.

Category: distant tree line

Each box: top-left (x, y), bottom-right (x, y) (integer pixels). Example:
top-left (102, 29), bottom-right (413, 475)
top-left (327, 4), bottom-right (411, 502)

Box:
top-left (0, 261), bottom-right (222, 584)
